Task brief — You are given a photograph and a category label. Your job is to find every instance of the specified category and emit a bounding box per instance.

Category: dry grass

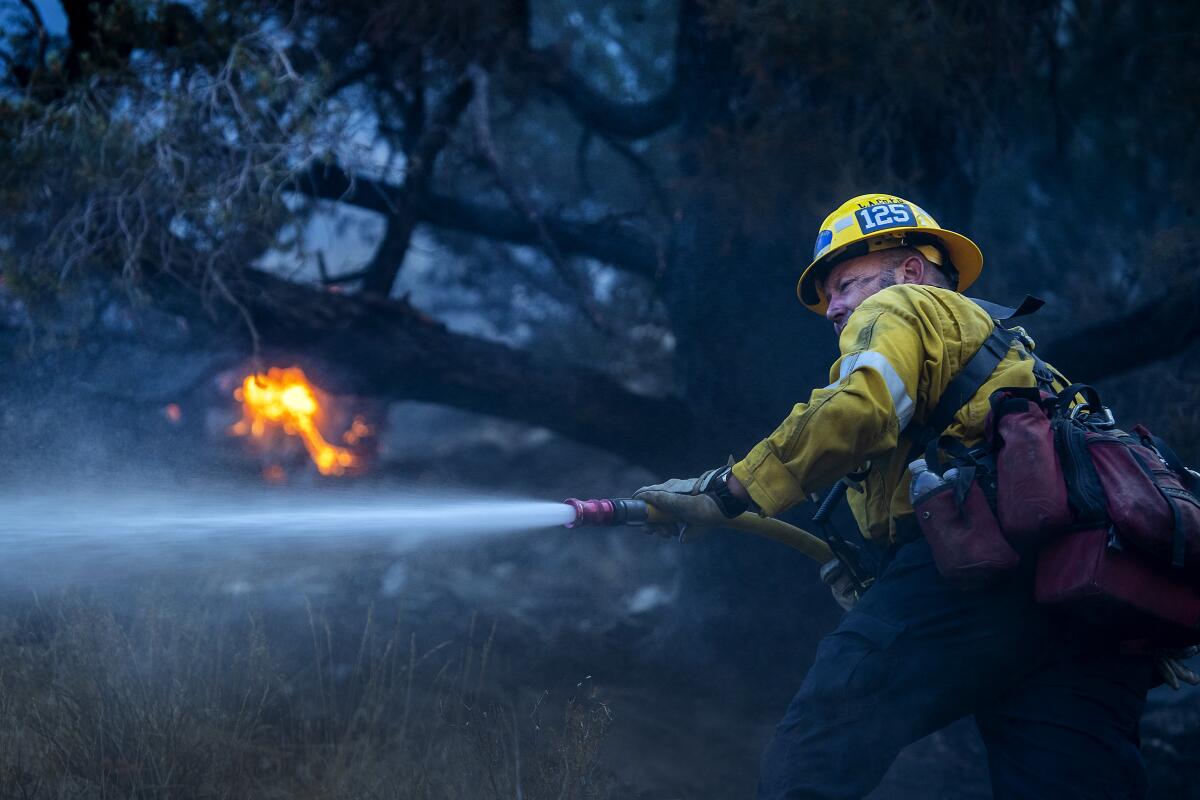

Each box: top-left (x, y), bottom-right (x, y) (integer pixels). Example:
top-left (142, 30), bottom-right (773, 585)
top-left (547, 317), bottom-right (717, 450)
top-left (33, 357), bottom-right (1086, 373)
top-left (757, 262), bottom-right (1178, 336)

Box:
top-left (0, 590), bottom-right (615, 799)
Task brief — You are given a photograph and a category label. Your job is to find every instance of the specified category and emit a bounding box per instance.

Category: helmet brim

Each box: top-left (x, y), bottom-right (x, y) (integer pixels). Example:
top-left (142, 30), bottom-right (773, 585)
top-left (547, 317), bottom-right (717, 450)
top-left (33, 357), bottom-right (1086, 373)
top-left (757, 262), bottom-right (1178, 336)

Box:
top-left (796, 227), bottom-right (984, 314)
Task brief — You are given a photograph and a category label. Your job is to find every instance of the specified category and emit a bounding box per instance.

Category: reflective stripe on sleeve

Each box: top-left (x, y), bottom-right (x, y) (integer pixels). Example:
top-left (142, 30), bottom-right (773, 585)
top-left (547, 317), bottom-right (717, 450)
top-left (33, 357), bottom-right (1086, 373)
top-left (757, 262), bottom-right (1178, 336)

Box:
top-left (834, 350), bottom-right (915, 428)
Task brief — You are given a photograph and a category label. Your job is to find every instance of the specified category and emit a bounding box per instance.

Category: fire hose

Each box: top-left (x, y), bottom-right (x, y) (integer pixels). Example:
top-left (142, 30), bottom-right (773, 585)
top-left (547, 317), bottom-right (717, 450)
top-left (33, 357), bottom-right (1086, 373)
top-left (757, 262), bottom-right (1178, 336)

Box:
top-left (561, 497), bottom-right (834, 564)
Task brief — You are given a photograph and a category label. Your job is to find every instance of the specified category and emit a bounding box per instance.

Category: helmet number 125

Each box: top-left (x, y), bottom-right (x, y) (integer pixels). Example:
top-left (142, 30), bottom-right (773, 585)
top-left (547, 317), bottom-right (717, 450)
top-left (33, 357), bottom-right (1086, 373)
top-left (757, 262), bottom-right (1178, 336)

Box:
top-left (856, 203), bottom-right (913, 233)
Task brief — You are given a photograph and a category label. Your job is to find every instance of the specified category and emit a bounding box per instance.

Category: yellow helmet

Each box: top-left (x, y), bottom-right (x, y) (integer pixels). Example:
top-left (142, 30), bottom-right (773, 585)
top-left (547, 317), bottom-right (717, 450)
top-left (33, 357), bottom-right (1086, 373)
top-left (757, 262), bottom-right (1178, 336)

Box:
top-left (796, 193), bottom-right (984, 314)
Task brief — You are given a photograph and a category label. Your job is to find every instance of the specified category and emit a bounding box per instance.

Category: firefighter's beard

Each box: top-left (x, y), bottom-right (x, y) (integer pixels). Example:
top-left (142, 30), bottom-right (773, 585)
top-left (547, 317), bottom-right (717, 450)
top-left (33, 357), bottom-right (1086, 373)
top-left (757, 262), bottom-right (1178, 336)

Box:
top-left (831, 268), bottom-right (901, 336)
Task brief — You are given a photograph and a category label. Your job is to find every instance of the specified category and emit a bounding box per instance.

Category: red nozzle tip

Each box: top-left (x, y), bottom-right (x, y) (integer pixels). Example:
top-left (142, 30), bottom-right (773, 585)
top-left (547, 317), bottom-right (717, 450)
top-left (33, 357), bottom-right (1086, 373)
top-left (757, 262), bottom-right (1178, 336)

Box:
top-left (563, 498), bottom-right (615, 528)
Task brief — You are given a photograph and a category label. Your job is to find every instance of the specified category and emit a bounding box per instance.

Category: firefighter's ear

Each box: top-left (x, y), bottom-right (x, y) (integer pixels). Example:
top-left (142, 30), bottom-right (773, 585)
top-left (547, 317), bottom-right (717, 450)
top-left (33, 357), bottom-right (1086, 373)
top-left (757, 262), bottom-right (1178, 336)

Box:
top-left (899, 254), bottom-right (925, 285)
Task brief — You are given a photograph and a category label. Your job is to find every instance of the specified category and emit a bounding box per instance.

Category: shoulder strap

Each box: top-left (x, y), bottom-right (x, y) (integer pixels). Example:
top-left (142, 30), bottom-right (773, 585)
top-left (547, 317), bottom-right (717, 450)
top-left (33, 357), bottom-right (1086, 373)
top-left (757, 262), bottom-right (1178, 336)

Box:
top-left (970, 295), bottom-right (1044, 322)
top-left (901, 295), bottom-right (1047, 460)
top-left (904, 324), bottom-right (1018, 461)
top-left (974, 295), bottom-right (1061, 388)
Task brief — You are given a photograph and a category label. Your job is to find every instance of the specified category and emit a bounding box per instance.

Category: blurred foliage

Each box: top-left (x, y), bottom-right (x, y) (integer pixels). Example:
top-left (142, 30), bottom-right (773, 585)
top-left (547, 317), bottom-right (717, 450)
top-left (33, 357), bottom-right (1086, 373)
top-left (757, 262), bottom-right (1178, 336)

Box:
top-left (0, 1), bottom-right (338, 339)
top-left (688, 1), bottom-right (1053, 231)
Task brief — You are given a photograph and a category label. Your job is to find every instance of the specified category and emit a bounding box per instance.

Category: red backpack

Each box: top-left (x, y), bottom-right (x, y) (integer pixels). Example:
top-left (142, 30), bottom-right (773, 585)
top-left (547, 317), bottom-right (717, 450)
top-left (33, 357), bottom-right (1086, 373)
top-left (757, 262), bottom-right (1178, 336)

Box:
top-left (904, 298), bottom-right (1200, 647)
top-left (987, 384), bottom-right (1200, 648)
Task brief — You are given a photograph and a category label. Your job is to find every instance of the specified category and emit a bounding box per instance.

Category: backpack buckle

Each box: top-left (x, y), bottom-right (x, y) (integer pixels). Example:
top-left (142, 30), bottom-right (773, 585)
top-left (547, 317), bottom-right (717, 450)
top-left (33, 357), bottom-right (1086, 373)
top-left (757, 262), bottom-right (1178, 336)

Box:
top-left (1069, 404), bottom-right (1115, 429)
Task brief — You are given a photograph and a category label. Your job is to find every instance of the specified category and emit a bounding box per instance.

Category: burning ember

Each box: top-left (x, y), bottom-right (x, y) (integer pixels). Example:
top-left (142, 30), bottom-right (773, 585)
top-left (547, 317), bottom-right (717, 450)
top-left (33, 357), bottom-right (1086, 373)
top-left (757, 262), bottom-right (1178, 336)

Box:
top-left (231, 367), bottom-right (365, 476)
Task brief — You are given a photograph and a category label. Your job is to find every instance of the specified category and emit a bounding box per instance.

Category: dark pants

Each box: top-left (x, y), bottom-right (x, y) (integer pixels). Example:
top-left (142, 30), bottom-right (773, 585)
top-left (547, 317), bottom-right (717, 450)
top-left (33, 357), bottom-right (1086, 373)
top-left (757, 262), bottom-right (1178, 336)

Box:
top-left (759, 539), bottom-right (1157, 800)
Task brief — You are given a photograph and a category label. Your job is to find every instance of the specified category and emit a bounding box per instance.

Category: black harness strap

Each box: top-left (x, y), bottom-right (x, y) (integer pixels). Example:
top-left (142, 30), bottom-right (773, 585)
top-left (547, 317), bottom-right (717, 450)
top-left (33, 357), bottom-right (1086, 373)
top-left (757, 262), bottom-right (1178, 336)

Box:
top-left (974, 295), bottom-right (1063, 389)
top-left (1143, 430), bottom-right (1190, 480)
top-left (905, 325), bottom-right (1017, 461)
top-left (971, 295), bottom-right (1044, 322)
top-left (902, 295), bottom-right (1048, 461)
top-left (1136, 428), bottom-right (1196, 570)
top-left (1163, 489), bottom-right (1189, 570)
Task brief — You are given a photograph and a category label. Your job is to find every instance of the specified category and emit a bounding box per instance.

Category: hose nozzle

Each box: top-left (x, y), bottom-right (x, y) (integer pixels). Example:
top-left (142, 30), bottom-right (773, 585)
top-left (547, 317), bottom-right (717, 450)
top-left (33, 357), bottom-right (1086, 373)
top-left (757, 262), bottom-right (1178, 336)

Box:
top-left (562, 496), bottom-right (834, 564)
top-left (562, 498), bottom-right (652, 528)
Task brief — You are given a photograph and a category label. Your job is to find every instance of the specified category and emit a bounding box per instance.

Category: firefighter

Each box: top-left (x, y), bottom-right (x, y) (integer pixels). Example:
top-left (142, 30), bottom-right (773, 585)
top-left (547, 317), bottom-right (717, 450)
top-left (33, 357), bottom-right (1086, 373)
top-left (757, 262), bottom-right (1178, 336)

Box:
top-left (634, 194), bottom-right (1191, 799)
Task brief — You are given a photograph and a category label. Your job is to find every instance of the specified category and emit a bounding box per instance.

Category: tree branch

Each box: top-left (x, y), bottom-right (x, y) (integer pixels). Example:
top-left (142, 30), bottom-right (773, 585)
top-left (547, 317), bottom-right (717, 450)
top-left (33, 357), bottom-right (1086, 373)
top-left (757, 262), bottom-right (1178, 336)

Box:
top-left (359, 77), bottom-right (474, 296)
top-left (596, 132), bottom-right (671, 219)
top-left (1042, 274), bottom-right (1200, 381)
top-left (409, 77), bottom-right (473, 178)
top-left (467, 63), bottom-right (609, 330)
top-left (157, 268), bottom-right (688, 470)
top-left (525, 48), bottom-right (680, 140)
top-left (421, 193), bottom-right (660, 277)
top-left (296, 162), bottom-right (402, 216)
top-left (18, 0), bottom-right (48, 73)
top-left (359, 218), bottom-right (414, 293)
top-left (293, 163), bottom-right (661, 277)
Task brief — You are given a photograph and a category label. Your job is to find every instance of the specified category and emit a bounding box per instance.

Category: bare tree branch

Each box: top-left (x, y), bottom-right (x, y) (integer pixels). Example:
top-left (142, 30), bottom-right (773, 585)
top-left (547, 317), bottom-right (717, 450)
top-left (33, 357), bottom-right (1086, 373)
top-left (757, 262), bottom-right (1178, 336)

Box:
top-left (421, 192), bottom-right (660, 278)
top-left (321, 268), bottom-right (370, 286)
top-left (359, 76), bottom-right (474, 296)
top-left (408, 77), bottom-right (473, 178)
top-left (596, 132), bottom-right (671, 219)
top-left (359, 218), bottom-right (414, 293)
top-left (527, 48), bottom-right (680, 140)
top-left (467, 63), bottom-right (609, 329)
top-left (293, 163), bottom-right (661, 278)
top-left (1043, 274), bottom-right (1200, 381)
top-left (316, 251), bottom-right (370, 286)
top-left (18, 0), bottom-right (48, 73)
top-left (297, 162), bottom-right (402, 215)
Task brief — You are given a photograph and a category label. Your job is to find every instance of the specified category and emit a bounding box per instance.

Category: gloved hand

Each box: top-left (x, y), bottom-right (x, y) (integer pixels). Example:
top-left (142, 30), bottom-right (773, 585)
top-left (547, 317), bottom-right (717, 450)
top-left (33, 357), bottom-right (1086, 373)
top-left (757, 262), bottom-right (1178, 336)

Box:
top-left (1156, 646), bottom-right (1200, 690)
top-left (819, 559), bottom-right (859, 611)
top-left (633, 466), bottom-right (748, 539)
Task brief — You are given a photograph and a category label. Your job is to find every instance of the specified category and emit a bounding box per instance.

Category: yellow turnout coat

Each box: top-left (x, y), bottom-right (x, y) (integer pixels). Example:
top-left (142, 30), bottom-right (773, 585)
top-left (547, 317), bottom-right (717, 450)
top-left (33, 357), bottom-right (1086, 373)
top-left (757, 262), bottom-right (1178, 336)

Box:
top-left (731, 285), bottom-right (1057, 542)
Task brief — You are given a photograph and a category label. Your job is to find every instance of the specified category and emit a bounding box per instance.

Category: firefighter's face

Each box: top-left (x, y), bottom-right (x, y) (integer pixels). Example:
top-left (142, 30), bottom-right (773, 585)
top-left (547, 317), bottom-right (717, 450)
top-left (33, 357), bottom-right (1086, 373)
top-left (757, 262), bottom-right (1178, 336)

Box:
top-left (822, 253), bottom-right (905, 336)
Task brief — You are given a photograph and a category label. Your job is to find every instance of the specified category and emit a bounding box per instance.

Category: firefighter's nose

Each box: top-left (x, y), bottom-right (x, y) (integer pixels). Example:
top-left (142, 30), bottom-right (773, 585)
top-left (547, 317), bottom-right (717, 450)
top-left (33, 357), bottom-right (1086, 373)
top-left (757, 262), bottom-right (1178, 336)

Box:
top-left (826, 296), bottom-right (848, 331)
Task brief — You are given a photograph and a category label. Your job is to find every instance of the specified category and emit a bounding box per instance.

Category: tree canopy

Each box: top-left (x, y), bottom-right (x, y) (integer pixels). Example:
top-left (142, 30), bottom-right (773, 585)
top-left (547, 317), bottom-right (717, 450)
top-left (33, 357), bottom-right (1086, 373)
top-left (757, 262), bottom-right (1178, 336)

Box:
top-left (3, 0), bottom-right (1200, 465)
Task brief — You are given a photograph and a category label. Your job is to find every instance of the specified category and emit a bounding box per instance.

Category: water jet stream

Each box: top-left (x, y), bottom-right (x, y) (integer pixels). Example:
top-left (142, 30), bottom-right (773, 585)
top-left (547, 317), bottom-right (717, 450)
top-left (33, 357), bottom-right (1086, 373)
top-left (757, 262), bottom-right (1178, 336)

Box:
top-left (0, 488), bottom-right (576, 589)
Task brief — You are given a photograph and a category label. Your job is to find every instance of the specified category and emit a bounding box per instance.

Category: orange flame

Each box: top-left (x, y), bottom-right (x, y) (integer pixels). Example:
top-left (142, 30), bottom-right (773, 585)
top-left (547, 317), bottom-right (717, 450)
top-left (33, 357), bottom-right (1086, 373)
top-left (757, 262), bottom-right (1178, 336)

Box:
top-left (232, 367), bottom-right (359, 476)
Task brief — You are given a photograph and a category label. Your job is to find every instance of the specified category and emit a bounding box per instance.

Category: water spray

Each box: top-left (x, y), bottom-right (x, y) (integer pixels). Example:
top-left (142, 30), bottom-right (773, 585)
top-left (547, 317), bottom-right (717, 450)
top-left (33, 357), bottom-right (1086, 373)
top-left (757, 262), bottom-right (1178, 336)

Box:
top-left (0, 485), bottom-right (837, 596)
top-left (561, 497), bottom-right (833, 564)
